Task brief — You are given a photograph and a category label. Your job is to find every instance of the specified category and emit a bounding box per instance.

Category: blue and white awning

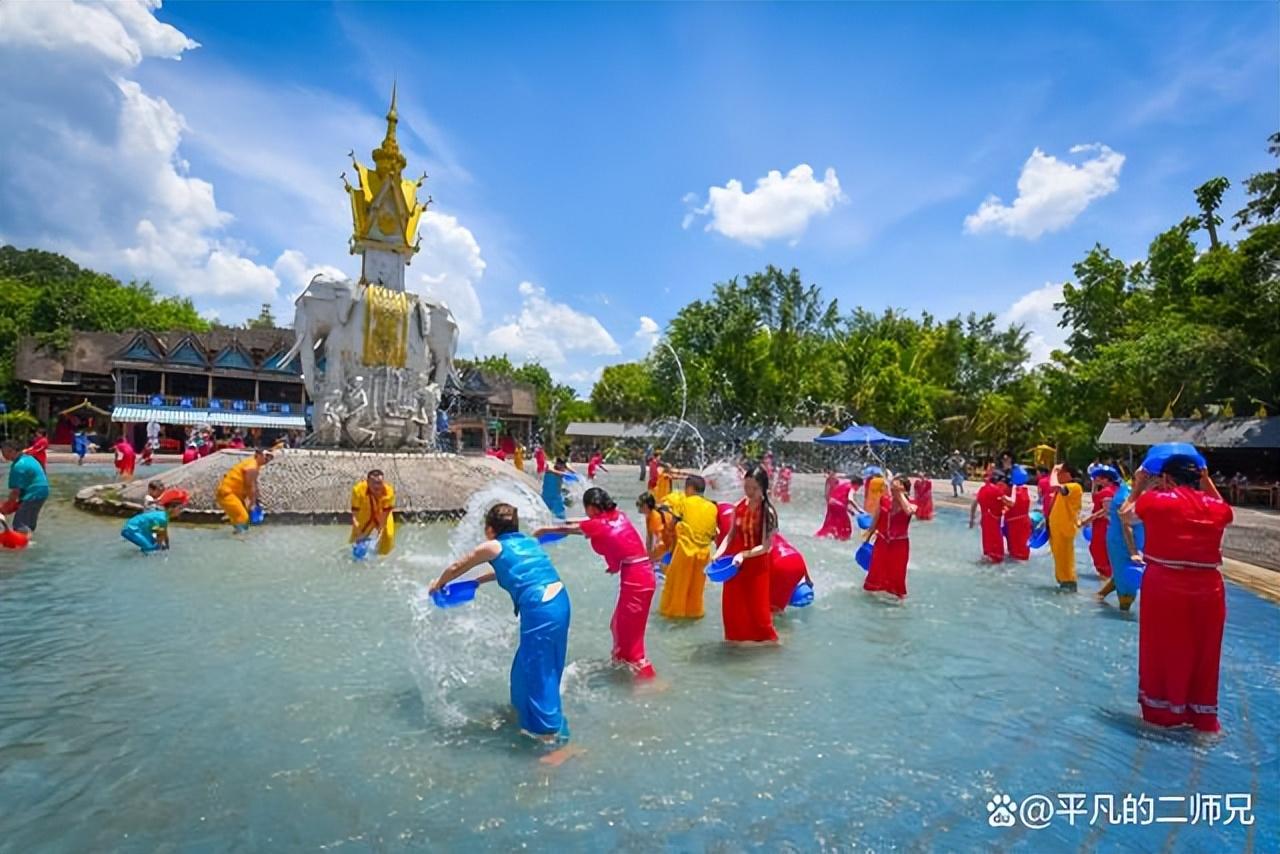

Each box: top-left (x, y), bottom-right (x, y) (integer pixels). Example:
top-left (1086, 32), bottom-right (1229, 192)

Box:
top-left (112, 405), bottom-right (307, 430)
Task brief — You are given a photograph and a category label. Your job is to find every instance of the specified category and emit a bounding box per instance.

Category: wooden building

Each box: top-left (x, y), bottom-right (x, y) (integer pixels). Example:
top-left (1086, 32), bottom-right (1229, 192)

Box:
top-left (15, 328), bottom-right (308, 448)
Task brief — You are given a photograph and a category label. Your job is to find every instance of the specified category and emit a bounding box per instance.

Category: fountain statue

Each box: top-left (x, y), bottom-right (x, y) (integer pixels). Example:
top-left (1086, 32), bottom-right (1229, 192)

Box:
top-left (75, 88), bottom-right (539, 523)
top-left (281, 84), bottom-right (459, 449)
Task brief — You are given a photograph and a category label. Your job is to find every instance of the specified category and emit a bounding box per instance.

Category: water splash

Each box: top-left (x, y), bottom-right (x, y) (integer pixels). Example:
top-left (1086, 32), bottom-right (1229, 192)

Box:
top-left (402, 478), bottom-right (552, 727)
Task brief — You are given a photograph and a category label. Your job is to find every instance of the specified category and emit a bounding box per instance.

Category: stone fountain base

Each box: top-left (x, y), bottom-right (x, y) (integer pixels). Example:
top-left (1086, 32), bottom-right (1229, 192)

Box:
top-left (74, 448), bottom-right (539, 524)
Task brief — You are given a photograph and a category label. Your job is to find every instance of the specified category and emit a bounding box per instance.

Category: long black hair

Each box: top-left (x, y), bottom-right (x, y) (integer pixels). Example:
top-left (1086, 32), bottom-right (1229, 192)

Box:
top-left (636, 491), bottom-right (657, 512)
top-left (744, 463), bottom-right (778, 538)
top-left (583, 487), bottom-right (617, 512)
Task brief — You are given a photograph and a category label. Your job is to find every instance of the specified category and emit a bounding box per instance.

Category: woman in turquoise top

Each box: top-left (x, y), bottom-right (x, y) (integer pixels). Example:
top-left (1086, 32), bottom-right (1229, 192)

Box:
top-left (541, 458), bottom-right (574, 520)
top-left (430, 502), bottom-right (571, 741)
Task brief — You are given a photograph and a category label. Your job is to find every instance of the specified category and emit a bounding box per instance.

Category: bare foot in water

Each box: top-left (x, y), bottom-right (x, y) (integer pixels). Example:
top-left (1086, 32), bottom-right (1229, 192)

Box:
top-left (539, 745), bottom-right (586, 767)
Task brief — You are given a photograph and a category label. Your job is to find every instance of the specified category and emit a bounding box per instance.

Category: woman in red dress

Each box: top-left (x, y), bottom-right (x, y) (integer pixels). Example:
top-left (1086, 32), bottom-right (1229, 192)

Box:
top-left (1080, 466), bottom-right (1119, 578)
top-left (1125, 453), bottom-right (1233, 733)
top-left (863, 474), bottom-right (916, 599)
top-left (968, 471), bottom-right (1008, 562)
top-left (912, 474), bottom-right (933, 521)
top-left (713, 464), bottom-right (778, 643)
top-left (1001, 478), bottom-right (1032, 560)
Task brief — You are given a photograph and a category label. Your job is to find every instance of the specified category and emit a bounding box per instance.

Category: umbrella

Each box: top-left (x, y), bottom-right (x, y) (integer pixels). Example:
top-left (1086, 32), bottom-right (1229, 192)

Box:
top-left (814, 424), bottom-right (910, 445)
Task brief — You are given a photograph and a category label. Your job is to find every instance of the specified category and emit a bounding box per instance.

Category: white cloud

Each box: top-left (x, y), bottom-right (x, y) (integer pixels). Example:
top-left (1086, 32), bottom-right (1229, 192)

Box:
top-left (0, 0), bottom-right (196, 68)
top-left (633, 315), bottom-right (660, 350)
top-left (482, 281), bottom-right (620, 368)
top-left (272, 249), bottom-right (345, 300)
top-left (416, 211), bottom-right (486, 344)
top-left (964, 144), bottom-right (1124, 239)
top-left (683, 164), bottom-right (845, 246)
top-left (0, 0), bottom-right (292, 317)
top-left (1000, 281), bottom-right (1067, 364)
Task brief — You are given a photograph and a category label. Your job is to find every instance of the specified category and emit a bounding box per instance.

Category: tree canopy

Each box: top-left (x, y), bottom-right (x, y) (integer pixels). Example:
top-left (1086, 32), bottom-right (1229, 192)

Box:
top-left (0, 245), bottom-right (209, 404)
top-left (588, 132), bottom-right (1280, 467)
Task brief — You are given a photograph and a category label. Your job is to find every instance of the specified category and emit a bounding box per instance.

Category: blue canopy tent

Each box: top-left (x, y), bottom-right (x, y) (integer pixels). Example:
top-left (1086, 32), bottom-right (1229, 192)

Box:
top-left (814, 424), bottom-right (910, 445)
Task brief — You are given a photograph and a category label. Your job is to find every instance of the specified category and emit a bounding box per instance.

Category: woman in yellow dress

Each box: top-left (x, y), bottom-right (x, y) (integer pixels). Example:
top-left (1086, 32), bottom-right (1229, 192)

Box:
top-left (215, 448), bottom-right (272, 532)
top-left (658, 474), bottom-right (720, 619)
top-left (350, 469), bottom-right (396, 555)
top-left (513, 444), bottom-right (526, 472)
top-left (1047, 463), bottom-right (1083, 591)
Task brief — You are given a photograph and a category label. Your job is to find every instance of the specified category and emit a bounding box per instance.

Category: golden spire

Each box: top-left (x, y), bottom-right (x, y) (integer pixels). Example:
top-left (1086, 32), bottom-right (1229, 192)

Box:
top-left (371, 83), bottom-right (407, 177)
top-left (344, 83), bottom-right (426, 260)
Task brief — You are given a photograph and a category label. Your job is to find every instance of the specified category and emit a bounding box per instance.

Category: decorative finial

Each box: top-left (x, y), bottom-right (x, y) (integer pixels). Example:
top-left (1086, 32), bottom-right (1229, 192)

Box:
top-left (388, 81), bottom-right (398, 120)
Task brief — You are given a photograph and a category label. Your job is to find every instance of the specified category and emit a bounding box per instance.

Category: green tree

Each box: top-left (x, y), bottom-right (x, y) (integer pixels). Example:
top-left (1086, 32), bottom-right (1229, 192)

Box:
top-left (0, 245), bottom-right (208, 406)
top-left (591, 362), bottom-right (659, 422)
top-left (1234, 131), bottom-right (1280, 230)
top-left (1193, 176), bottom-right (1230, 250)
top-left (245, 302), bottom-right (277, 329)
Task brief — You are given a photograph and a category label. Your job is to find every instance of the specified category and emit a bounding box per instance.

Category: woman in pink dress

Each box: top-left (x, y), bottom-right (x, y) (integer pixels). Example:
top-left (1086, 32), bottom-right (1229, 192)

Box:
top-left (863, 474), bottom-right (916, 599)
top-left (815, 473), bottom-right (862, 540)
top-left (535, 487), bottom-right (657, 678)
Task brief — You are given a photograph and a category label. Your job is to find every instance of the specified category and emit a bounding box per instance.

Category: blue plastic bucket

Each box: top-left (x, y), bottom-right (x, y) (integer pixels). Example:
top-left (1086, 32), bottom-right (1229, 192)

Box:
top-left (789, 580), bottom-right (815, 607)
top-left (856, 513), bottom-right (873, 530)
top-left (249, 504), bottom-right (265, 525)
top-left (431, 579), bottom-right (479, 609)
top-left (705, 555), bottom-right (739, 583)
top-left (855, 541), bottom-right (874, 571)
top-left (537, 531), bottom-right (567, 545)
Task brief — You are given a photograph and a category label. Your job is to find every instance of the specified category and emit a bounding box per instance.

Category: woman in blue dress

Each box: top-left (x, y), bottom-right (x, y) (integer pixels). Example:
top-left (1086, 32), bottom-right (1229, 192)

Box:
top-left (1096, 476), bottom-right (1145, 611)
top-left (430, 503), bottom-right (572, 741)
top-left (541, 457), bottom-right (576, 519)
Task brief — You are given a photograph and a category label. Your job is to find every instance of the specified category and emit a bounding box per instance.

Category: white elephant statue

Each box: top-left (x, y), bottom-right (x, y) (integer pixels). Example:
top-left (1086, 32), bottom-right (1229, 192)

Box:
top-left (414, 297), bottom-right (460, 389)
top-left (280, 274), bottom-right (358, 400)
top-left (283, 273), bottom-right (459, 448)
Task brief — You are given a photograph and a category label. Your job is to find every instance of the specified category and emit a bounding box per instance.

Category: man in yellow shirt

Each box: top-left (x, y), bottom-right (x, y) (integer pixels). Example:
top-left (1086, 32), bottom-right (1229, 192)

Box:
top-left (216, 448), bottom-right (272, 532)
top-left (351, 469), bottom-right (396, 556)
top-left (658, 474), bottom-right (720, 619)
top-left (1048, 463), bottom-right (1084, 591)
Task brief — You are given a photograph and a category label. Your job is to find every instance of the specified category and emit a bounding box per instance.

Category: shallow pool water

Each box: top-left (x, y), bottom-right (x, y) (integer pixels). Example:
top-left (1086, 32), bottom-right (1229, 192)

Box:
top-left (1, 466), bottom-right (1276, 852)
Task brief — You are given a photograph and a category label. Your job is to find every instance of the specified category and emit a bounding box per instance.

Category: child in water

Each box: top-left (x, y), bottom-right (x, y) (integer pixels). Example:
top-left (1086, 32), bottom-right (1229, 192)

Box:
top-left (350, 469), bottom-right (396, 556)
top-left (143, 479), bottom-right (165, 508)
top-left (430, 503), bottom-right (571, 742)
top-left (535, 487), bottom-right (657, 678)
top-left (121, 489), bottom-right (188, 553)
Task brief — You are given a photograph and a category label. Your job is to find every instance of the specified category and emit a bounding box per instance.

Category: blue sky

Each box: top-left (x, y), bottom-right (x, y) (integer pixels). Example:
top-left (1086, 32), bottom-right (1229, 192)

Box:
top-left (0, 1), bottom-right (1276, 391)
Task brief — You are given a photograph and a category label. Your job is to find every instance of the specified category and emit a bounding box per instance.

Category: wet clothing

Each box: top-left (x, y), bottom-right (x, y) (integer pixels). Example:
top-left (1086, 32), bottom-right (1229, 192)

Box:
top-left (722, 500), bottom-right (777, 643)
top-left (1089, 483), bottom-right (1117, 578)
top-left (1135, 486), bottom-right (1232, 732)
top-left (541, 471), bottom-right (567, 519)
top-left (24, 436), bottom-right (49, 471)
top-left (1106, 481), bottom-right (1145, 604)
top-left (1049, 482), bottom-right (1083, 585)
top-left (216, 457), bottom-right (259, 528)
top-left (864, 494), bottom-right (911, 598)
top-left (350, 481), bottom-right (396, 555)
top-left (768, 533), bottom-right (809, 611)
top-left (491, 532), bottom-right (571, 736)
top-left (913, 478), bottom-right (934, 521)
top-left (114, 441), bottom-right (136, 479)
top-left (122, 509), bottom-right (168, 553)
top-left (8, 454), bottom-right (49, 503)
top-left (976, 481), bottom-right (1007, 563)
top-left (815, 480), bottom-right (854, 540)
top-left (1004, 485), bottom-right (1032, 560)
top-left (580, 509), bottom-right (655, 674)
top-left (658, 493), bottom-right (718, 619)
